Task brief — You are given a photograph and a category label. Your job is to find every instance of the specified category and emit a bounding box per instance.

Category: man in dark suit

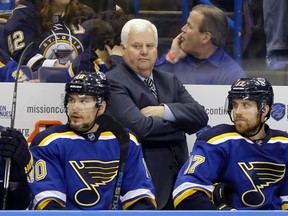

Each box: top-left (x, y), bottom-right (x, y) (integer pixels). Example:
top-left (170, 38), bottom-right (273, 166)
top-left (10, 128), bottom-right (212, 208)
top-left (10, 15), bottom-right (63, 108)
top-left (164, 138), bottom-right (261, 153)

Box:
top-left (105, 18), bottom-right (208, 210)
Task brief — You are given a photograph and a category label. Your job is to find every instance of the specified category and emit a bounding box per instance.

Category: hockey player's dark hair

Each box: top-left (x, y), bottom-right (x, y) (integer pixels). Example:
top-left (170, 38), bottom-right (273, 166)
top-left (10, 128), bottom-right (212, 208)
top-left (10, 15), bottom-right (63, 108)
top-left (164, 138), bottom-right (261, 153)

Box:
top-left (82, 19), bottom-right (115, 51)
top-left (93, 10), bottom-right (134, 47)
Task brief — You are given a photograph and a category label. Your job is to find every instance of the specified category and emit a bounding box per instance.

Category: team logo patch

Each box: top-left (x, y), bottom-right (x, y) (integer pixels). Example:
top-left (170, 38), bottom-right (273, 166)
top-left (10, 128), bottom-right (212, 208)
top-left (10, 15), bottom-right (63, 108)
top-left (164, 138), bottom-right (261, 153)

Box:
top-left (69, 160), bottom-right (119, 206)
top-left (271, 103), bottom-right (285, 121)
top-left (39, 33), bottom-right (83, 64)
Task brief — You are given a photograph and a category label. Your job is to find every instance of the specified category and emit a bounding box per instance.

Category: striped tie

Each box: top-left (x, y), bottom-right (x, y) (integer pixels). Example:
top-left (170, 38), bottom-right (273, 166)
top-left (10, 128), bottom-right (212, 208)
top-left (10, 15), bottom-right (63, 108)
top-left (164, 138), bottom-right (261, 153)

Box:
top-left (144, 77), bottom-right (158, 98)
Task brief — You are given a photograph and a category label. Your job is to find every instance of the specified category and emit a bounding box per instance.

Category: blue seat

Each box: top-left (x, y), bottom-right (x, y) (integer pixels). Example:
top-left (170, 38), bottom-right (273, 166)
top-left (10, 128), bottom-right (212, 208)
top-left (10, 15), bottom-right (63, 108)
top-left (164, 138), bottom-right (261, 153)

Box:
top-left (38, 66), bottom-right (67, 83)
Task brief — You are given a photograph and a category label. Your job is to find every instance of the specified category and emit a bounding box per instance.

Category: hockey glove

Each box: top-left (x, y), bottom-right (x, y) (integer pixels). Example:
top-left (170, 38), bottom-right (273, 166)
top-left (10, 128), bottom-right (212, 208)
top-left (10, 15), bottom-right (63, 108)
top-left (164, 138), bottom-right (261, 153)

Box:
top-left (212, 182), bottom-right (236, 210)
top-left (0, 128), bottom-right (33, 181)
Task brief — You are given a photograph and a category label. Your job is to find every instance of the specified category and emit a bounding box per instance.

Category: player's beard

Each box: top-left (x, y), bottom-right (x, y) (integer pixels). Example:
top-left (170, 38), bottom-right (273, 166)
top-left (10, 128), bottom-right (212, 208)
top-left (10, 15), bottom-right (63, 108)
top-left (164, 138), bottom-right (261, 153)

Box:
top-left (70, 121), bottom-right (95, 133)
top-left (234, 116), bottom-right (262, 137)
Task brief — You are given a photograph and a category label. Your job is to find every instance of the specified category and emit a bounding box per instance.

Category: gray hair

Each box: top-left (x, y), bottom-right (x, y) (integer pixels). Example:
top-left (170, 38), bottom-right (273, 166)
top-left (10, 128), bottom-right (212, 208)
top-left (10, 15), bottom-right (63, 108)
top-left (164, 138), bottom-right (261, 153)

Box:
top-left (121, 18), bottom-right (158, 47)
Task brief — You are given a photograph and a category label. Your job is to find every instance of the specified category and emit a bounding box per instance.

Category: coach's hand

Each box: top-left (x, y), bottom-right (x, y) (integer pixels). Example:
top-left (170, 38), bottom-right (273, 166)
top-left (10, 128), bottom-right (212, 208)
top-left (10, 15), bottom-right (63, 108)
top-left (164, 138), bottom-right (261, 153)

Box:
top-left (0, 128), bottom-right (33, 181)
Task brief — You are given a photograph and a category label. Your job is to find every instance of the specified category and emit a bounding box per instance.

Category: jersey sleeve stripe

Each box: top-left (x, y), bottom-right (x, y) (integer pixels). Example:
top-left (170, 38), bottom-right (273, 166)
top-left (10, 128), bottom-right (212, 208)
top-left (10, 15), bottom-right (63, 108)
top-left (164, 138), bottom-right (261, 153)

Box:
top-left (120, 188), bottom-right (155, 209)
top-left (280, 195), bottom-right (288, 210)
top-left (173, 182), bottom-right (213, 207)
top-left (122, 195), bottom-right (157, 210)
top-left (32, 190), bottom-right (66, 210)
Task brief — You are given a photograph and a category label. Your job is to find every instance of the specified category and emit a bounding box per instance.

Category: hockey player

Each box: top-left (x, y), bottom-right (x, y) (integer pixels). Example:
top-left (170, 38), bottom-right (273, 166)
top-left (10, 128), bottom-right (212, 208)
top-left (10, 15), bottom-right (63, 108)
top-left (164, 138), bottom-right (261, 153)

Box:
top-left (173, 77), bottom-right (288, 210)
top-left (0, 126), bottom-right (33, 209)
top-left (28, 71), bottom-right (156, 210)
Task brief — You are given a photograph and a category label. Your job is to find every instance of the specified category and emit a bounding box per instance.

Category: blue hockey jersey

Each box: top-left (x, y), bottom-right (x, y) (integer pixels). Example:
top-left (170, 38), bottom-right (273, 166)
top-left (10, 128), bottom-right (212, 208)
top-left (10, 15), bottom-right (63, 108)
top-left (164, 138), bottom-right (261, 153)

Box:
top-left (28, 124), bottom-right (156, 210)
top-left (0, 49), bottom-right (30, 82)
top-left (173, 124), bottom-right (288, 210)
top-left (0, 60), bottom-right (30, 82)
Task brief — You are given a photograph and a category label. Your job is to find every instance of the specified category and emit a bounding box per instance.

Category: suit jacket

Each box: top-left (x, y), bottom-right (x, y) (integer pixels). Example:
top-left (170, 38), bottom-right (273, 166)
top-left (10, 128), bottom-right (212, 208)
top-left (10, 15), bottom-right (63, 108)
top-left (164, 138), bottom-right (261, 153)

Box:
top-left (106, 62), bottom-right (208, 209)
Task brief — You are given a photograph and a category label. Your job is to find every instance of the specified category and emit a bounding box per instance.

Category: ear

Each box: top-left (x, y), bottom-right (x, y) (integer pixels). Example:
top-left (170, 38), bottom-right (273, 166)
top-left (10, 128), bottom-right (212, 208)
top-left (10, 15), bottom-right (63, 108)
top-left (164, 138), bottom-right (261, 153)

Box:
top-left (98, 101), bottom-right (107, 115)
top-left (261, 104), bottom-right (270, 120)
top-left (201, 32), bottom-right (212, 44)
top-left (262, 104), bottom-right (270, 114)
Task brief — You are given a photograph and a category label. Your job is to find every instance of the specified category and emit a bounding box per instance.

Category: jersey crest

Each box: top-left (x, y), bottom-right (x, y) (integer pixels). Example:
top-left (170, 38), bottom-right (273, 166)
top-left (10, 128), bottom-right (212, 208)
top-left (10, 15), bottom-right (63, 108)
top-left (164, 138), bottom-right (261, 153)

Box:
top-left (39, 33), bottom-right (83, 64)
top-left (39, 15), bottom-right (84, 64)
top-left (69, 160), bottom-right (119, 207)
top-left (239, 161), bottom-right (285, 207)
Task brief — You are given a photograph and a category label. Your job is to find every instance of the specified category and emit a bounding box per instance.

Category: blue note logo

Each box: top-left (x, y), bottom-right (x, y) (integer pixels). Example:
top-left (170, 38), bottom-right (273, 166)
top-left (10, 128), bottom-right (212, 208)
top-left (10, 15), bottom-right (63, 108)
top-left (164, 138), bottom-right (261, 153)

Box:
top-left (271, 103), bottom-right (285, 121)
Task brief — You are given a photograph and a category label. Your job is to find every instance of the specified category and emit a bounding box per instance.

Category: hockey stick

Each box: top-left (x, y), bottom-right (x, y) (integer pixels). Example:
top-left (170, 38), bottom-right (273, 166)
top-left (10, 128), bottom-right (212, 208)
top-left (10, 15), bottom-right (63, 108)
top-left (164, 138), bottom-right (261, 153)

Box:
top-left (2, 42), bottom-right (34, 210)
top-left (95, 113), bottom-right (130, 210)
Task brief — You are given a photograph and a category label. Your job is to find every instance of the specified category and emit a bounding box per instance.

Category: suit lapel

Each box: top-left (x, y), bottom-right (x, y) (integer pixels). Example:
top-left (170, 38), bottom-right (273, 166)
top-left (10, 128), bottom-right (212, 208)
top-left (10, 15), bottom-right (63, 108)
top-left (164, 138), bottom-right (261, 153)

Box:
top-left (122, 63), bottom-right (160, 102)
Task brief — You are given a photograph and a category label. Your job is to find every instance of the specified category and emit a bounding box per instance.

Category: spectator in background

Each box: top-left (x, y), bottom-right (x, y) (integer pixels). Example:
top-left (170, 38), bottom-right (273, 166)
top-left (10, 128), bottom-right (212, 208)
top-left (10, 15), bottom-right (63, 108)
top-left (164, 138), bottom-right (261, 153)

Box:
top-left (155, 4), bottom-right (246, 85)
top-left (67, 10), bottom-right (132, 79)
top-left (4, 0), bottom-right (95, 72)
top-left (173, 77), bottom-right (288, 210)
top-left (105, 18), bottom-right (208, 209)
top-left (94, 10), bottom-right (134, 69)
top-left (66, 18), bottom-right (111, 79)
top-left (0, 126), bottom-right (33, 209)
top-left (263, 0), bottom-right (288, 71)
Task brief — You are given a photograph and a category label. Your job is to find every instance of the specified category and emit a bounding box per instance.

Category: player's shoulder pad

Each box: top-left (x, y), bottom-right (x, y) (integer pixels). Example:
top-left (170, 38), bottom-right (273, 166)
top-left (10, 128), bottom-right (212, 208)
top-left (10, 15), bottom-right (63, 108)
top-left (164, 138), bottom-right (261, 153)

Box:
top-left (30, 124), bottom-right (76, 147)
top-left (196, 124), bottom-right (238, 143)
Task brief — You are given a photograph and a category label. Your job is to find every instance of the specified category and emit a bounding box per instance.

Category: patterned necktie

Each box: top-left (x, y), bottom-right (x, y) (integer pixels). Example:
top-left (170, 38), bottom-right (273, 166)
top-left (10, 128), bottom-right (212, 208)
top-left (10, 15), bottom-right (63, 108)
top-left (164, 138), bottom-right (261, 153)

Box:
top-left (144, 77), bottom-right (158, 98)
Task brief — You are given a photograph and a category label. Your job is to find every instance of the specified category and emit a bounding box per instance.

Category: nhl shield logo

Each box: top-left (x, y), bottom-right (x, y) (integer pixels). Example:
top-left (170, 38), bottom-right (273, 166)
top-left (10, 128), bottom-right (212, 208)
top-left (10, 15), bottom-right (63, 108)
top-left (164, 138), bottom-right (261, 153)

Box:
top-left (271, 103), bottom-right (285, 121)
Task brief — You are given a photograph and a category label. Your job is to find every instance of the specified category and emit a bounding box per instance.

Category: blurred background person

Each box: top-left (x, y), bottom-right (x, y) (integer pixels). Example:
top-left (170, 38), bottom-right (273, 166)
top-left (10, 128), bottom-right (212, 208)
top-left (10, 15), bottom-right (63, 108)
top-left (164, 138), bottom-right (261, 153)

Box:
top-left (263, 0), bottom-right (288, 71)
top-left (155, 4), bottom-right (246, 85)
top-left (4, 0), bottom-right (95, 72)
top-left (67, 9), bottom-right (133, 79)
